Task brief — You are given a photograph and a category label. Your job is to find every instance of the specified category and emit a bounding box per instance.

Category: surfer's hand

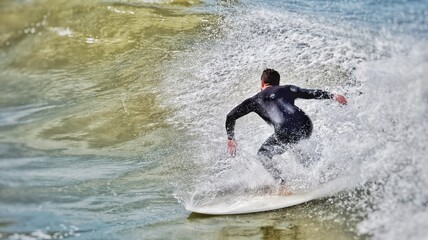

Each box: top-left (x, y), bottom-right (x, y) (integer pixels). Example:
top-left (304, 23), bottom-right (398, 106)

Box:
top-left (227, 139), bottom-right (237, 157)
top-left (334, 94), bottom-right (347, 105)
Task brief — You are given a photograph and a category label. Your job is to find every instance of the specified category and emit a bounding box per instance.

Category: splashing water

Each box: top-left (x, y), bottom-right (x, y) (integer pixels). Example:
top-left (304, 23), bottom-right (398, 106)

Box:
top-left (164, 2), bottom-right (428, 239)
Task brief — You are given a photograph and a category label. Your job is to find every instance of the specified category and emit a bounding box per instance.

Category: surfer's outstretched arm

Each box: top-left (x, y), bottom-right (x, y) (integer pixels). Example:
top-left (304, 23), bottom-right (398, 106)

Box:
top-left (225, 98), bottom-right (256, 156)
top-left (289, 85), bottom-right (347, 105)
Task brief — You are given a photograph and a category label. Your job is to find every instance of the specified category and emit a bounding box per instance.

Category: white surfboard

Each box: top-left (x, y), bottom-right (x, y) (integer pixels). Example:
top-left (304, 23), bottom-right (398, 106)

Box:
top-left (185, 178), bottom-right (350, 215)
top-left (186, 192), bottom-right (311, 215)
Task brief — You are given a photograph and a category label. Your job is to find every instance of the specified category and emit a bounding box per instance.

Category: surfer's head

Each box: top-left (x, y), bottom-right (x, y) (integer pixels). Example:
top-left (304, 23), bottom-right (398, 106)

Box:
top-left (261, 69), bottom-right (280, 89)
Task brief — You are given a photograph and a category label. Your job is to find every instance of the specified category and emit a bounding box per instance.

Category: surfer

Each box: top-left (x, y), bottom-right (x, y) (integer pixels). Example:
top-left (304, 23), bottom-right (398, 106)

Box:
top-left (225, 68), bottom-right (347, 186)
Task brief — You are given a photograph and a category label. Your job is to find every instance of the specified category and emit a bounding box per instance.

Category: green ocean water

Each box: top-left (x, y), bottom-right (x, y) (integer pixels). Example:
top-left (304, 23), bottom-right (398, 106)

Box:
top-left (0, 1), bottom-right (220, 238)
top-left (0, 0), bottom-right (213, 155)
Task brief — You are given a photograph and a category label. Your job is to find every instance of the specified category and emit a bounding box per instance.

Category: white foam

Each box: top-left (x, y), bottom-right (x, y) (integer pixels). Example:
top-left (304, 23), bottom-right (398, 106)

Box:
top-left (351, 41), bottom-right (428, 240)
top-left (164, 4), bottom-right (428, 239)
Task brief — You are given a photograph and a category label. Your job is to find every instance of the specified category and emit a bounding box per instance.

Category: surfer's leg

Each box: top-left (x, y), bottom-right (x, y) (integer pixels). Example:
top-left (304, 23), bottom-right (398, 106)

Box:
top-left (257, 134), bottom-right (287, 184)
top-left (285, 121), bottom-right (313, 167)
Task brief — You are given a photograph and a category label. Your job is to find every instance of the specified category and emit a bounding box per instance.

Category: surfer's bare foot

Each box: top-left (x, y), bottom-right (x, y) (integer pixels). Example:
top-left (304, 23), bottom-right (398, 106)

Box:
top-left (277, 185), bottom-right (292, 196)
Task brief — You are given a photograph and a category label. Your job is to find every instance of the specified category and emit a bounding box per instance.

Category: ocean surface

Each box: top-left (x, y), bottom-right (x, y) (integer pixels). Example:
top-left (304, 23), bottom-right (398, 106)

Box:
top-left (0, 0), bottom-right (427, 239)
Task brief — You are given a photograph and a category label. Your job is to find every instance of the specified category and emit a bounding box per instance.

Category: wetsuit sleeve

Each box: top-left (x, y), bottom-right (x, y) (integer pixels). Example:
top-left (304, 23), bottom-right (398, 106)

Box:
top-left (225, 98), bottom-right (255, 140)
top-left (289, 85), bottom-right (334, 100)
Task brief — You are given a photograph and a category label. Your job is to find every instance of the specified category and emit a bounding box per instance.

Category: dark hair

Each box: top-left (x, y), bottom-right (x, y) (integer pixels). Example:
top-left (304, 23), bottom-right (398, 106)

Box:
top-left (261, 69), bottom-right (280, 86)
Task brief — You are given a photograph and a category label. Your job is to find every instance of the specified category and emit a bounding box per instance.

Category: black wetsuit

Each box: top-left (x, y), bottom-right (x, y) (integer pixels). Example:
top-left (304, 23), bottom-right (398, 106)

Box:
top-left (225, 85), bottom-right (333, 183)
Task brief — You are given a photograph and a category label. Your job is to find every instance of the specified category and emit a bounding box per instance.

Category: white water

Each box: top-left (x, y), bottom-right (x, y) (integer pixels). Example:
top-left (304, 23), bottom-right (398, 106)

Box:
top-left (163, 3), bottom-right (428, 240)
top-left (354, 42), bottom-right (428, 240)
